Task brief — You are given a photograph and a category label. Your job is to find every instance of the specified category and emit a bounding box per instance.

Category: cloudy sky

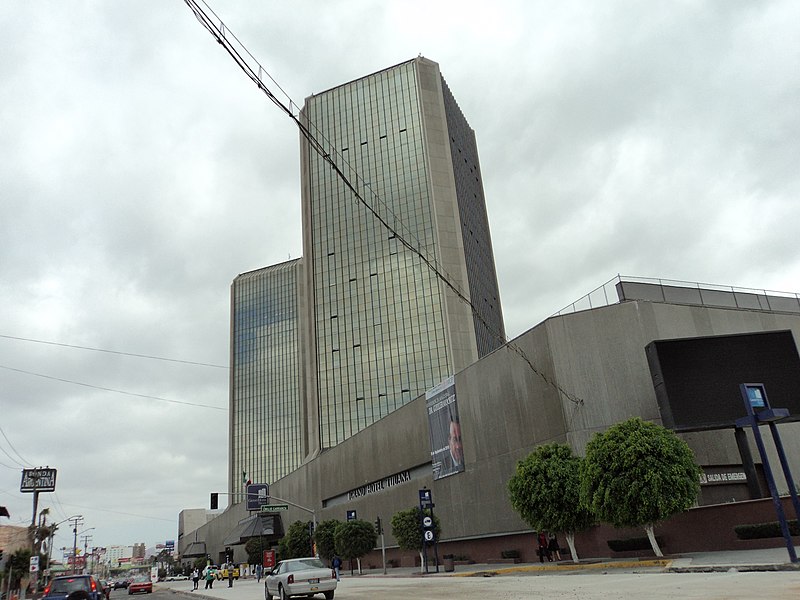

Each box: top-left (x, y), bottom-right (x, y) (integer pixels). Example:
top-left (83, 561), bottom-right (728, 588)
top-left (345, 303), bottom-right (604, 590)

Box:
top-left (1, 1), bottom-right (798, 552)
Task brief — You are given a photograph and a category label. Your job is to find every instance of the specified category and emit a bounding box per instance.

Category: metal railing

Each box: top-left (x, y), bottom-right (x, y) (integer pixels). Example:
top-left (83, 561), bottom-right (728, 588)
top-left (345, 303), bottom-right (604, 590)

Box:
top-left (553, 275), bottom-right (800, 317)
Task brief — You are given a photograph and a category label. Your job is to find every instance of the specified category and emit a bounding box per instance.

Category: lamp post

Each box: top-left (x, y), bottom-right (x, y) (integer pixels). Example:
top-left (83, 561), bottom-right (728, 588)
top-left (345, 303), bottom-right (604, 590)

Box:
top-left (45, 515), bottom-right (81, 582)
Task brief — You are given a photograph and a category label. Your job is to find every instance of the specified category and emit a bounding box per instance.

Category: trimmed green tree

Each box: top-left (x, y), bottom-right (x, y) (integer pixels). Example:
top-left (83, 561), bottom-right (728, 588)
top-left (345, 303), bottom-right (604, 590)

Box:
top-left (245, 537), bottom-right (266, 565)
top-left (580, 417), bottom-right (701, 557)
top-left (277, 520), bottom-right (313, 560)
top-left (313, 519), bottom-right (341, 562)
top-left (390, 507), bottom-right (441, 572)
top-left (507, 442), bottom-right (595, 562)
top-left (333, 519), bottom-right (377, 574)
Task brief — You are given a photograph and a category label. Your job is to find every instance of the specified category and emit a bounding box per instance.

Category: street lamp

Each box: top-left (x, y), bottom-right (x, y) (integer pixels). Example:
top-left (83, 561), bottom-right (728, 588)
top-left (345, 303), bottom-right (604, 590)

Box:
top-left (46, 515), bottom-right (82, 580)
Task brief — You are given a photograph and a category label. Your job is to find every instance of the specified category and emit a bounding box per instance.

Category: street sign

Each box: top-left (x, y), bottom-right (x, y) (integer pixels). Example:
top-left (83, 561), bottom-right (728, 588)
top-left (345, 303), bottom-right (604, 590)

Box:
top-left (20, 468), bottom-right (57, 493)
top-left (346, 510), bottom-right (357, 521)
top-left (30, 556), bottom-right (39, 573)
top-left (423, 530), bottom-right (435, 542)
top-left (260, 504), bottom-right (288, 511)
top-left (422, 516), bottom-right (433, 528)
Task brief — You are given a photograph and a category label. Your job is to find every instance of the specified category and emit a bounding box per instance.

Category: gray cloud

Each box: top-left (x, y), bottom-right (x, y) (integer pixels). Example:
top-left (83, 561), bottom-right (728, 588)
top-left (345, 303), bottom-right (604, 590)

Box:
top-left (1, 0), bottom-right (798, 549)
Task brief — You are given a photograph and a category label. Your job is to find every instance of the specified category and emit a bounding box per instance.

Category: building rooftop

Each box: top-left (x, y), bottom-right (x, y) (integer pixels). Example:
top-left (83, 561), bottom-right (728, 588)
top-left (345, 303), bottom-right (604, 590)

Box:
top-left (554, 275), bottom-right (800, 317)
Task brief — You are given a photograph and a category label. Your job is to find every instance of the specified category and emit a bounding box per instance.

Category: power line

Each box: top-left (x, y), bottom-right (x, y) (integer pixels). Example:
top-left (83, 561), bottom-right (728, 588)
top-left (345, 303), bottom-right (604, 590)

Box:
top-left (0, 364), bottom-right (226, 411)
top-left (0, 334), bottom-right (227, 369)
top-left (182, 0), bottom-right (587, 408)
top-left (0, 425), bottom-right (32, 468)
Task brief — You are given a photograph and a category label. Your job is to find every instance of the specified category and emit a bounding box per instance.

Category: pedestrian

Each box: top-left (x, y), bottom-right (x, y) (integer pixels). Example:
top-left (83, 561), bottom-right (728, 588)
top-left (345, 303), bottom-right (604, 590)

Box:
top-left (227, 563), bottom-right (234, 588)
top-left (537, 531), bottom-right (551, 563)
top-left (192, 568), bottom-right (200, 590)
top-left (256, 563), bottom-right (263, 583)
top-left (204, 566), bottom-right (215, 589)
top-left (332, 555), bottom-right (342, 581)
top-left (548, 533), bottom-right (562, 561)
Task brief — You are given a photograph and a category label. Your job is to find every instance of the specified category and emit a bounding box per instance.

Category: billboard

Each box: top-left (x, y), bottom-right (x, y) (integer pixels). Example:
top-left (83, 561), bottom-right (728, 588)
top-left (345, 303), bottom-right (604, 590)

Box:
top-left (645, 330), bottom-right (800, 432)
top-left (426, 376), bottom-right (464, 480)
top-left (20, 468), bottom-right (57, 493)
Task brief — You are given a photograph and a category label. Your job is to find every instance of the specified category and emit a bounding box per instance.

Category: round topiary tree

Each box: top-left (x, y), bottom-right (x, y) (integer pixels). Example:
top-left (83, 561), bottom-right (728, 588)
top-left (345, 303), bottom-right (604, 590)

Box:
top-left (333, 519), bottom-right (377, 574)
top-left (313, 519), bottom-right (341, 562)
top-left (277, 520), bottom-right (313, 560)
top-left (580, 417), bottom-right (701, 556)
top-left (390, 507), bottom-right (441, 572)
top-left (507, 442), bottom-right (595, 562)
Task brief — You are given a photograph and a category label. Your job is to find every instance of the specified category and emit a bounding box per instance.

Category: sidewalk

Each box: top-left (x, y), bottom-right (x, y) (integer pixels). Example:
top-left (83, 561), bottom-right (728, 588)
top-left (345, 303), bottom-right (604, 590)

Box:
top-left (157, 545), bottom-right (800, 600)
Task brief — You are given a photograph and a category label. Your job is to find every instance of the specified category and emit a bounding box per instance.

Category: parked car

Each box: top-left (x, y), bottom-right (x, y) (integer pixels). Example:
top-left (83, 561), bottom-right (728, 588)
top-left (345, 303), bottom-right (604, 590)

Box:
top-left (43, 575), bottom-right (105, 600)
top-left (127, 577), bottom-right (152, 595)
top-left (264, 558), bottom-right (336, 600)
top-left (217, 565), bottom-right (240, 580)
top-left (113, 580), bottom-right (129, 590)
top-left (98, 580), bottom-right (112, 600)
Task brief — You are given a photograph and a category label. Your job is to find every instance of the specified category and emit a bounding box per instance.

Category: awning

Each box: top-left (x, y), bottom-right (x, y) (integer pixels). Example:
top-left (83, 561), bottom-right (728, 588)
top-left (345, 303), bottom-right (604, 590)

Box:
top-left (223, 514), bottom-right (282, 545)
top-left (182, 541), bottom-right (207, 557)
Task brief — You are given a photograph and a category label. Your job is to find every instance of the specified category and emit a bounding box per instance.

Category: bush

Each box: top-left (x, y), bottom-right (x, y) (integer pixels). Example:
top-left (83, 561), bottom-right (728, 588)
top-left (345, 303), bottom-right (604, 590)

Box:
top-left (607, 536), bottom-right (664, 552)
top-left (500, 549), bottom-right (520, 559)
top-left (734, 520), bottom-right (799, 539)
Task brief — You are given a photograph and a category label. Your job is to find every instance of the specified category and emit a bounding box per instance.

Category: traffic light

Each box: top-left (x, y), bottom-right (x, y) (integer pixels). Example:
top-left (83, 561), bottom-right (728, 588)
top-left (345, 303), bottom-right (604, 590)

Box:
top-left (210, 493), bottom-right (219, 510)
top-left (374, 517), bottom-right (382, 535)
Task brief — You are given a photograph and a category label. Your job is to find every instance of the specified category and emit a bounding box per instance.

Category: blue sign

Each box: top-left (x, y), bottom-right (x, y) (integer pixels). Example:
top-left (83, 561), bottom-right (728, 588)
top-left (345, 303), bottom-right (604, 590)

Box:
top-left (246, 483), bottom-right (270, 511)
top-left (346, 510), bottom-right (357, 521)
top-left (746, 385), bottom-right (767, 409)
top-left (419, 488), bottom-right (432, 507)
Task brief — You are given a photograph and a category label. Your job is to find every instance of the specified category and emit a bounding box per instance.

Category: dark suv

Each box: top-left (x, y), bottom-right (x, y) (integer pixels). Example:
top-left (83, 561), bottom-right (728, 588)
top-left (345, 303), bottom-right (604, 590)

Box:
top-left (43, 575), bottom-right (105, 600)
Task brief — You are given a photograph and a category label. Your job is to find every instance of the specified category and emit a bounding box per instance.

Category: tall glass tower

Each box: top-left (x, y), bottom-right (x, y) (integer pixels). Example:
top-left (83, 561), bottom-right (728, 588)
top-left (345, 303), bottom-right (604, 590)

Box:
top-left (229, 259), bottom-right (306, 494)
top-left (300, 57), bottom-right (504, 452)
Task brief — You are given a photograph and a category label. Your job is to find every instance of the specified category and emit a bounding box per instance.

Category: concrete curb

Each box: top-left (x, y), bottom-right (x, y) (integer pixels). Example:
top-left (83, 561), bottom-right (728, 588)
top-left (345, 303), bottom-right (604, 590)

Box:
top-left (453, 559), bottom-right (672, 577)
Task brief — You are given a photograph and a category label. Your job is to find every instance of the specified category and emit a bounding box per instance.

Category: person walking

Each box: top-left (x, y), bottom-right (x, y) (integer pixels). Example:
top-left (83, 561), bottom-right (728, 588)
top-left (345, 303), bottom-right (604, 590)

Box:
top-left (227, 564), bottom-right (234, 588)
top-left (332, 555), bottom-right (342, 581)
top-left (548, 533), bottom-right (562, 561)
top-left (191, 568), bottom-right (200, 590)
top-left (204, 566), bottom-right (215, 589)
top-left (255, 564), bottom-right (263, 583)
top-left (537, 532), bottom-right (551, 563)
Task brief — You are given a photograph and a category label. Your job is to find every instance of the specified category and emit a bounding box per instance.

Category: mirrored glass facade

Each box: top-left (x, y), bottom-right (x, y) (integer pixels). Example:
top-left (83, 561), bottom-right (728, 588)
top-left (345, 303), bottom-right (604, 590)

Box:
top-left (229, 260), bottom-right (304, 491)
top-left (301, 58), bottom-right (504, 450)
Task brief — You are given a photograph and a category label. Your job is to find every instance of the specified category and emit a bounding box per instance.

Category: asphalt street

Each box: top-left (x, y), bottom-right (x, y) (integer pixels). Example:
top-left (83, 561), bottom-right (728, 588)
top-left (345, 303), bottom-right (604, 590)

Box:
top-left (156, 547), bottom-right (800, 600)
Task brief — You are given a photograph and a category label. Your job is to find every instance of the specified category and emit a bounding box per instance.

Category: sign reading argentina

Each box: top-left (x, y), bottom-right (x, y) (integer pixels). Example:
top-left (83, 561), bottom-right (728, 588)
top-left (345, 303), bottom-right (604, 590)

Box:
top-left (20, 468), bottom-right (57, 493)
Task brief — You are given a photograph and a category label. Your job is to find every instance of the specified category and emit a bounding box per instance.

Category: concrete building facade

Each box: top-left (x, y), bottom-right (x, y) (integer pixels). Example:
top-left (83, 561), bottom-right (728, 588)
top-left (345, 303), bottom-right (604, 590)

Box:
top-left (180, 279), bottom-right (800, 566)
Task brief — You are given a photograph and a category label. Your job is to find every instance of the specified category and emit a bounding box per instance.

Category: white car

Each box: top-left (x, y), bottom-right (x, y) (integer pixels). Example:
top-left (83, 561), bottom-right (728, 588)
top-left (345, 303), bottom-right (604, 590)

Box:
top-left (264, 558), bottom-right (337, 600)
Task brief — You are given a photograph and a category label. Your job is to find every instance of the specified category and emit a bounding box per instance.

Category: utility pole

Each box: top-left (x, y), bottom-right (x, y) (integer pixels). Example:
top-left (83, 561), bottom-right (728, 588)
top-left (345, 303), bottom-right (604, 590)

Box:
top-left (81, 535), bottom-right (93, 575)
top-left (70, 516), bottom-right (84, 575)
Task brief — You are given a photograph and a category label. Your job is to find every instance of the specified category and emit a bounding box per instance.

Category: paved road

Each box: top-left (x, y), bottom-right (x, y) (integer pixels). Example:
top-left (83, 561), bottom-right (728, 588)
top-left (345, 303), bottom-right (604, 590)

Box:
top-left (336, 571), bottom-right (800, 599)
top-left (161, 569), bottom-right (800, 600)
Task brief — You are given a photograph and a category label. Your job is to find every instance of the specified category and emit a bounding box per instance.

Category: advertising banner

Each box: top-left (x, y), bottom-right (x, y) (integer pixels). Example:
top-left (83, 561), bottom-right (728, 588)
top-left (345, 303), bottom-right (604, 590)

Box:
top-left (426, 376), bottom-right (464, 480)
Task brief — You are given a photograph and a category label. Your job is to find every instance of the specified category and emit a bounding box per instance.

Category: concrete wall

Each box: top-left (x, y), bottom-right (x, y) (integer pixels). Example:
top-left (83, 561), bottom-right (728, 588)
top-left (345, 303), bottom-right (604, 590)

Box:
top-left (188, 298), bottom-right (800, 562)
